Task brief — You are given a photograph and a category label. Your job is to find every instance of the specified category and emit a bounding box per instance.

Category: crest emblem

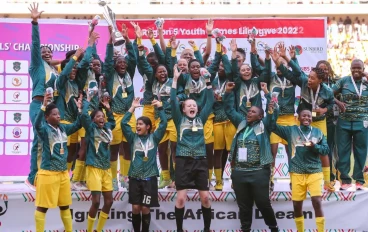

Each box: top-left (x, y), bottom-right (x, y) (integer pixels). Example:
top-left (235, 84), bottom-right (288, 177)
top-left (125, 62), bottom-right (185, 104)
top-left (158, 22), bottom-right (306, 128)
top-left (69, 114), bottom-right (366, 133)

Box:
top-left (13, 62), bottom-right (21, 72)
top-left (12, 76), bottom-right (22, 86)
top-left (12, 127), bottom-right (22, 138)
top-left (13, 113), bottom-right (21, 123)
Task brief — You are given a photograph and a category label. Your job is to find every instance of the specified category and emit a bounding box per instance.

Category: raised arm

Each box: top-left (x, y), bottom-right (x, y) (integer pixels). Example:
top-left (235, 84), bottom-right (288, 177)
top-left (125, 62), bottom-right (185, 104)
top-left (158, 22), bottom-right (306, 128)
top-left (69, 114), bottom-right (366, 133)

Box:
top-left (171, 65), bottom-right (183, 125)
top-left (35, 92), bottom-right (52, 137)
top-left (29, 3), bottom-right (44, 68)
top-left (122, 98), bottom-right (141, 144)
top-left (100, 97), bottom-right (115, 131)
top-left (64, 95), bottom-right (82, 135)
top-left (202, 19), bottom-right (214, 65)
top-left (80, 99), bottom-right (93, 130)
top-left (137, 46), bottom-right (154, 84)
top-left (152, 100), bottom-right (168, 144)
top-left (199, 80), bottom-right (215, 124)
top-left (56, 52), bottom-right (78, 90)
top-left (223, 83), bottom-right (244, 128)
top-left (147, 28), bottom-right (166, 65)
top-left (189, 41), bottom-right (204, 67)
top-left (207, 43), bottom-right (222, 81)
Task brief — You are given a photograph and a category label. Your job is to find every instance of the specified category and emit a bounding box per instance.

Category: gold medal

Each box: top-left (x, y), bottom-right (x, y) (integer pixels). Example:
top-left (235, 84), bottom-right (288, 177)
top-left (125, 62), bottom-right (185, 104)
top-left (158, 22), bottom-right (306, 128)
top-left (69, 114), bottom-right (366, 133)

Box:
top-left (143, 156), bottom-right (148, 161)
top-left (312, 111), bottom-right (317, 117)
top-left (122, 92), bottom-right (127, 98)
top-left (60, 147), bottom-right (65, 155)
top-left (246, 101), bottom-right (251, 107)
top-left (192, 126), bottom-right (198, 132)
top-left (304, 142), bottom-right (312, 146)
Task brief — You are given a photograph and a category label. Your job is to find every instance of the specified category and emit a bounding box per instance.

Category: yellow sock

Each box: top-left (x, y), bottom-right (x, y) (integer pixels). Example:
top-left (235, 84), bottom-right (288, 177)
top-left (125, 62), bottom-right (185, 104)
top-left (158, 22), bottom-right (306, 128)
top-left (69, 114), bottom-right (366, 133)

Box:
top-left (34, 210), bottom-right (46, 232)
top-left (72, 160), bottom-right (84, 181)
top-left (162, 170), bottom-right (170, 181)
top-left (294, 216), bottom-right (304, 232)
top-left (96, 211), bottom-right (109, 232)
top-left (87, 215), bottom-right (96, 232)
top-left (119, 155), bottom-right (124, 176)
top-left (60, 209), bottom-right (73, 232)
top-left (214, 168), bottom-right (222, 182)
top-left (80, 163), bottom-right (86, 182)
top-left (122, 159), bottom-right (131, 177)
top-left (110, 160), bottom-right (118, 180)
top-left (316, 217), bottom-right (325, 232)
top-left (67, 162), bottom-right (73, 172)
top-left (271, 167), bottom-right (275, 182)
top-left (209, 169), bottom-right (213, 180)
top-left (173, 162), bottom-right (176, 170)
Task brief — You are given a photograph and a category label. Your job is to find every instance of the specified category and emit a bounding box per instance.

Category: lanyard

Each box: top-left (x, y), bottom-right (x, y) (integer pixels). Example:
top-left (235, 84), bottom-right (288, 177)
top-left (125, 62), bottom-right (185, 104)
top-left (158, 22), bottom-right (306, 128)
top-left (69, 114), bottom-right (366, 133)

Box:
top-left (118, 75), bottom-right (126, 93)
top-left (350, 76), bottom-right (363, 99)
top-left (244, 83), bottom-right (252, 103)
top-left (100, 128), bottom-right (112, 143)
top-left (139, 138), bottom-right (150, 159)
top-left (277, 76), bottom-right (287, 97)
top-left (156, 79), bottom-right (168, 101)
top-left (298, 126), bottom-right (312, 142)
top-left (217, 78), bottom-right (227, 94)
top-left (241, 126), bottom-right (254, 147)
top-left (310, 85), bottom-right (320, 109)
top-left (48, 124), bottom-right (63, 142)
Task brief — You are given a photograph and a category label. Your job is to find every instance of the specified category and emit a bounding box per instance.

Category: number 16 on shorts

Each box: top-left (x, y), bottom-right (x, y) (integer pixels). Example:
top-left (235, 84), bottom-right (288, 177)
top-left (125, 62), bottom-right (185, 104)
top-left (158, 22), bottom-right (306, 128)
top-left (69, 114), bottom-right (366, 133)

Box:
top-left (143, 195), bottom-right (151, 204)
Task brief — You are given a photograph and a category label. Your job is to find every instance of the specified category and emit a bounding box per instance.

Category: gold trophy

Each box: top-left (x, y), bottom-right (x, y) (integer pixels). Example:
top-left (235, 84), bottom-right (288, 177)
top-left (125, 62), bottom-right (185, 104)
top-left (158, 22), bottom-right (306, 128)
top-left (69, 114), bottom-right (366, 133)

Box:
top-left (98, 0), bottom-right (125, 46)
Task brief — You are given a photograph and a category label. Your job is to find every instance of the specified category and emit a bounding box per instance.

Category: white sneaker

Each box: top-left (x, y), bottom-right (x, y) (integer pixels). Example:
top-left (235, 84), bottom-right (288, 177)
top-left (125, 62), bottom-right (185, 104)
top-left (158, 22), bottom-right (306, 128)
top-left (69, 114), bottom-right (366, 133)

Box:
top-left (71, 181), bottom-right (88, 191)
top-left (25, 179), bottom-right (36, 192)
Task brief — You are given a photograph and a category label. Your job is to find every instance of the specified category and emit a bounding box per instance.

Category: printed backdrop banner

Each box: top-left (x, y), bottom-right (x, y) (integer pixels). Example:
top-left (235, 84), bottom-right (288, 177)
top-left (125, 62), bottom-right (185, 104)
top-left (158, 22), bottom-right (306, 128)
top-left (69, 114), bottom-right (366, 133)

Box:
top-left (0, 18), bottom-right (326, 178)
top-left (0, 190), bottom-right (366, 231)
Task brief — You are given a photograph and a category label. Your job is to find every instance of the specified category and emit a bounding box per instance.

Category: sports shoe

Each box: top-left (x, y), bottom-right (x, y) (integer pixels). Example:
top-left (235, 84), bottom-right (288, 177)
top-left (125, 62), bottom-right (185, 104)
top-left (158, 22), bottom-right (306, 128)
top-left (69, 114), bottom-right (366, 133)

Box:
top-left (71, 181), bottom-right (88, 191)
top-left (158, 179), bottom-right (172, 189)
top-left (356, 182), bottom-right (364, 190)
top-left (215, 180), bottom-right (223, 191)
top-left (340, 183), bottom-right (352, 190)
top-left (112, 178), bottom-right (119, 191)
top-left (120, 176), bottom-right (129, 190)
top-left (25, 179), bottom-right (36, 192)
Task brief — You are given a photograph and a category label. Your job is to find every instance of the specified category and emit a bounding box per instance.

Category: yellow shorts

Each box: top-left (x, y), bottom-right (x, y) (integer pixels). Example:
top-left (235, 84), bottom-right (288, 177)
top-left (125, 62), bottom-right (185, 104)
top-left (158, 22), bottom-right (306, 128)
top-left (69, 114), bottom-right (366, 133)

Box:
top-left (143, 105), bottom-right (156, 131)
top-left (311, 118), bottom-right (327, 137)
top-left (270, 114), bottom-right (298, 145)
top-left (213, 120), bottom-right (236, 151)
top-left (111, 113), bottom-right (136, 145)
top-left (156, 118), bottom-right (177, 143)
top-left (86, 166), bottom-right (113, 192)
top-left (60, 120), bottom-right (84, 145)
top-left (290, 172), bottom-right (323, 201)
top-left (35, 170), bottom-right (72, 208)
top-left (204, 113), bottom-right (215, 144)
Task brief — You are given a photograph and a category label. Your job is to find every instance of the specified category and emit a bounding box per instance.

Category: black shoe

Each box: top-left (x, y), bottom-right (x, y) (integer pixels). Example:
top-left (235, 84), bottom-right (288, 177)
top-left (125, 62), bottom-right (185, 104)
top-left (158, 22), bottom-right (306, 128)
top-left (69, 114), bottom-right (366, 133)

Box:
top-left (203, 228), bottom-right (210, 232)
top-left (270, 181), bottom-right (274, 191)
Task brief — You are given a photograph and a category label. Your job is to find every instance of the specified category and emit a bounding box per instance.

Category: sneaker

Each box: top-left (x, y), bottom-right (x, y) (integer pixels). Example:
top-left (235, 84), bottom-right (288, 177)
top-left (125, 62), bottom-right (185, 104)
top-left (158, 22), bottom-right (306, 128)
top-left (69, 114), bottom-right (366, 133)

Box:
top-left (356, 182), bottom-right (364, 190)
top-left (215, 180), bottom-right (223, 191)
top-left (120, 176), bottom-right (129, 190)
top-left (71, 181), bottom-right (88, 191)
top-left (340, 183), bottom-right (352, 190)
top-left (112, 178), bottom-right (119, 191)
top-left (25, 179), bottom-right (36, 192)
top-left (209, 183), bottom-right (215, 191)
top-left (158, 179), bottom-right (172, 189)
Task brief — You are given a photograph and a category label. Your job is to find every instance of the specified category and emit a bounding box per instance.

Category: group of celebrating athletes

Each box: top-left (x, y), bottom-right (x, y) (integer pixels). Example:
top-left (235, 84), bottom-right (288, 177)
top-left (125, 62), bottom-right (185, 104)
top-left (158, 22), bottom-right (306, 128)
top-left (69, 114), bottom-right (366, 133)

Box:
top-left (25, 2), bottom-right (368, 232)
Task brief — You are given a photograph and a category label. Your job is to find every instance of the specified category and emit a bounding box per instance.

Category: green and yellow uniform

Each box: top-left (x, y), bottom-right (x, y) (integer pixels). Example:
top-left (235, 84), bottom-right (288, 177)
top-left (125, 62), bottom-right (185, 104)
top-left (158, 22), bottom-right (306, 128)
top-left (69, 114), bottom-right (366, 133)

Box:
top-left (223, 91), bottom-right (278, 231)
top-left (104, 43), bottom-right (136, 145)
top-left (28, 21), bottom-right (59, 185)
top-left (34, 106), bottom-right (82, 208)
top-left (279, 61), bottom-right (334, 136)
top-left (81, 101), bottom-right (116, 192)
top-left (332, 76), bottom-right (368, 185)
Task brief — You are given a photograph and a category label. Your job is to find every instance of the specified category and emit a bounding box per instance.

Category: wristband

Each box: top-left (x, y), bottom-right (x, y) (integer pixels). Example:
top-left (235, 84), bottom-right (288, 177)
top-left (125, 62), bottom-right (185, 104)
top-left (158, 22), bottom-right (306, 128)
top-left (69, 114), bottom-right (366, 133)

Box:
top-left (137, 37), bottom-right (142, 45)
top-left (72, 56), bottom-right (78, 61)
top-left (216, 43), bottom-right (222, 53)
top-left (150, 37), bottom-right (157, 45)
top-left (207, 34), bottom-right (213, 37)
top-left (171, 49), bottom-right (177, 57)
top-left (192, 45), bottom-right (199, 51)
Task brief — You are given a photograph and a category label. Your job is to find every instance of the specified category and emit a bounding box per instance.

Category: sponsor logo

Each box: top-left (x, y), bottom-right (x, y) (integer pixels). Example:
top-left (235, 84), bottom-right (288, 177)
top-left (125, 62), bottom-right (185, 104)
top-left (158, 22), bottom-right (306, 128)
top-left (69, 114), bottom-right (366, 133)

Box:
top-left (13, 112), bottom-right (21, 123)
top-left (12, 91), bottom-right (21, 102)
top-left (11, 76), bottom-right (22, 86)
top-left (12, 143), bottom-right (21, 154)
top-left (199, 42), bottom-right (206, 54)
top-left (13, 61), bottom-right (21, 72)
top-left (300, 66), bottom-right (312, 73)
top-left (12, 127), bottom-right (22, 138)
top-left (295, 45), bottom-right (303, 55)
